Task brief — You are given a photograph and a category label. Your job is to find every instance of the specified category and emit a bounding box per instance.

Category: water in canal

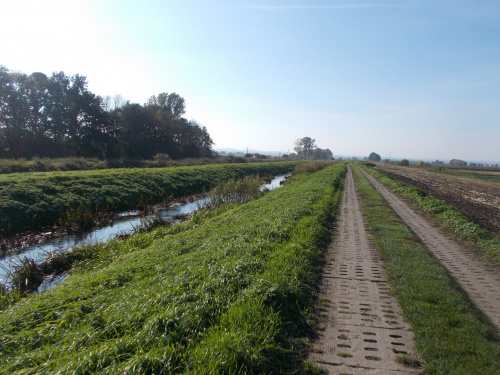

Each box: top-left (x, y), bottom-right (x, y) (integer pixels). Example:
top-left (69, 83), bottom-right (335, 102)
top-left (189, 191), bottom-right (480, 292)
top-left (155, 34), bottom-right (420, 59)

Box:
top-left (0, 174), bottom-right (290, 288)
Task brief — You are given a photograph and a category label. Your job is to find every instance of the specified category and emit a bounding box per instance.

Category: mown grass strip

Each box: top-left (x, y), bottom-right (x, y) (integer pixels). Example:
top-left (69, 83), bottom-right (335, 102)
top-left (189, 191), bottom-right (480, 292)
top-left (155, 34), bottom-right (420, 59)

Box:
top-left (352, 165), bottom-right (500, 375)
top-left (0, 163), bottom-right (346, 374)
top-left (360, 163), bottom-right (500, 264)
top-left (0, 161), bottom-right (299, 236)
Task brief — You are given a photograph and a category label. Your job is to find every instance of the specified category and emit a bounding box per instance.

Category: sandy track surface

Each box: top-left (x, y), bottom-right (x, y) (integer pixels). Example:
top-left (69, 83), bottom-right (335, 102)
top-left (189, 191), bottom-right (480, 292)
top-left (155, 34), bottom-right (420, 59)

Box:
top-left (308, 166), bottom-right (421, 374)
top-left (360, 167), bottom-right (500, 332)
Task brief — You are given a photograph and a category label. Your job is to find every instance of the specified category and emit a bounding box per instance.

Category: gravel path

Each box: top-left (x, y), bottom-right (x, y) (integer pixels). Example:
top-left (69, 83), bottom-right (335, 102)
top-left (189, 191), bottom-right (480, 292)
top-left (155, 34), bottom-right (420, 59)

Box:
top-left (360, 167), bottom-right (500, 332)
top-left (308, 166), bottom-right (421, 374)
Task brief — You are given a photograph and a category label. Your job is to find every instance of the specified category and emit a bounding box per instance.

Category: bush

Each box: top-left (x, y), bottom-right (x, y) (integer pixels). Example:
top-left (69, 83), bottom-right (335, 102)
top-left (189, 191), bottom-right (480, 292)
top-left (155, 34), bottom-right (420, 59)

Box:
top-left (399, 159), bottom-right (410, 166)
top-left (153, 153), bottom-right (171, 167)
top-left (226, 155), bottom-right (247, 163)
top-left (417, 161), bottom-right (432, 168)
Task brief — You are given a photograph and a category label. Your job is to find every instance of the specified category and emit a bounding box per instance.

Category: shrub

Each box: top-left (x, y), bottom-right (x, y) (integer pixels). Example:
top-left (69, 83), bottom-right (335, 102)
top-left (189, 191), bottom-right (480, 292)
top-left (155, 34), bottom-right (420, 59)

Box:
top-left (153, 153), bottom-right (171, 167)
top-left (399, 159), bottom-right (410, 166)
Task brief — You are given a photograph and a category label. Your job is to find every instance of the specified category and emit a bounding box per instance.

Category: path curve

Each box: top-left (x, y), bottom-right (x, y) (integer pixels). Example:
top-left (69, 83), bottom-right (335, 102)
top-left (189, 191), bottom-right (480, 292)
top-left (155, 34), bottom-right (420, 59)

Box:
top-left (360, 167), bottom-right (500, 332)
top-left (308, 165), bottom-right (421, 374)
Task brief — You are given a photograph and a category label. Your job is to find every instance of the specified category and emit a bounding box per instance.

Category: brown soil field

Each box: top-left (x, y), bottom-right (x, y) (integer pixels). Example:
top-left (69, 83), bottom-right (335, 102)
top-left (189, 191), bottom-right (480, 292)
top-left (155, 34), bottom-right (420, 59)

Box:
top-left (374, 163), bottom-right (500, 235)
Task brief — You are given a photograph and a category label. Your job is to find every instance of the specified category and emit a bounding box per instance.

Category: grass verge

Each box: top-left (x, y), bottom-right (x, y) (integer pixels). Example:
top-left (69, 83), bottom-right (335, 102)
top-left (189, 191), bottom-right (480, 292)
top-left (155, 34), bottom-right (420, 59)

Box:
top-left (0, 163), bottom-right (346, 373)
top-left (360, 163), bottom-right (500, 264)
top-left (352, 165), bottom-right (500, 374)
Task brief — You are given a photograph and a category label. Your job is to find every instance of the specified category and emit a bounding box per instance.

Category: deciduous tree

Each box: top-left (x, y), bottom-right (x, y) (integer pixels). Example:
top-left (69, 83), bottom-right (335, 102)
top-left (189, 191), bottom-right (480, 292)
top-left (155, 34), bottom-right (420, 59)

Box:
top-left (294, 137), bottom-right (316, 158)
top-left (0, 66), bottom-right (213, 160)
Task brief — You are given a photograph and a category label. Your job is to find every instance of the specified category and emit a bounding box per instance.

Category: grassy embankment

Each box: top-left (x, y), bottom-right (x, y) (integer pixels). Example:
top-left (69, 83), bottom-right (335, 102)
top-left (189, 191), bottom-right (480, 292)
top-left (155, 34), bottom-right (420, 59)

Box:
top-left (352, 165), bottom-right (500, 374)
top-left (0, 161), bottom-right (299, 238)
top-left (0, 156), bottom-right (286, 174)
top-left (0, 163), bottom-right (346, 373)
top-left (361, 164), bottom-right (500, 264)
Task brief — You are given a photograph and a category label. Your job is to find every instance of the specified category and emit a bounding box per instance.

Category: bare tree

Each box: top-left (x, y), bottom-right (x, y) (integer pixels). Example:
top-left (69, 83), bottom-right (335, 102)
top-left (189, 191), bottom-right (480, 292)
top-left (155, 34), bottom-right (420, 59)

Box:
top-left (101, 95), bottom-right (112, 111)
top-left (113, 94), bottom-right (125, 110)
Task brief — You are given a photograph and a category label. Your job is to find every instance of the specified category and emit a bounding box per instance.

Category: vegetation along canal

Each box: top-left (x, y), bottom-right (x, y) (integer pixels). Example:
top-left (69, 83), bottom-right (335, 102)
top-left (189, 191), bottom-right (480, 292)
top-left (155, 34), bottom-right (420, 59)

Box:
top-left (0, 174), bottom-right (290, 291)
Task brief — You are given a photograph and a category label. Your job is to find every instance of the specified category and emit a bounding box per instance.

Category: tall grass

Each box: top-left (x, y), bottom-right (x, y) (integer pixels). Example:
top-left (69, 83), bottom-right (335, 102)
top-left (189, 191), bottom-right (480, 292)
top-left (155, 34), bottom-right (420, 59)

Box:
top-left (293, 160), bottom-right (337, 175)
top-left (0, 163), bottom-right (347, 373)
top-left (201, 175), bottom-right (264, 209)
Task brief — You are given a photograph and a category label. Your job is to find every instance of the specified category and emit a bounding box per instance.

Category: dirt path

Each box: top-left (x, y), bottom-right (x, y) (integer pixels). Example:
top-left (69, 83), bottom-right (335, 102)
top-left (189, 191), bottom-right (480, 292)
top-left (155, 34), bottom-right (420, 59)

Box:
top-left (360, 167), bottom-right (500, 332)
top-left (308, 166), bottom-right (421, 374)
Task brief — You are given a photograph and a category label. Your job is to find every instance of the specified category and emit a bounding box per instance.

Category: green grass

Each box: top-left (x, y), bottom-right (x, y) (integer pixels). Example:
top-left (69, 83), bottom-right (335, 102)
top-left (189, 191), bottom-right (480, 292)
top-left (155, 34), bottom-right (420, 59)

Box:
top-left (0, 163), bottom-right (346, 373)
top-left (352, 165), bottom-right (500, 374)
top-left (1, 176), bottom-right (268, 296)
top-left (448, 170), bottom-right (500, 183)
top-left (418, 164), bottom-right (500, 183)
top-left (336, 352), bottom-right (352, 358)
top-left (360, 163), bottom-right (500, 264)
top-left (293, 160), bottom-right (338, 175)
top-left (0, 155), bottom-right (294, 174)
top-left (0, 161), bottom-right (300, 237)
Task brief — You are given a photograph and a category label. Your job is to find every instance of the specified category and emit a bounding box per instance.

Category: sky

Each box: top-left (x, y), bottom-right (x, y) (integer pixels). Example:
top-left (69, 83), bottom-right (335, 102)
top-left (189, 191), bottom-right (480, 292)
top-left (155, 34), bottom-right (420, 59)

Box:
top-left (1, 0), bottom-right (500, 163)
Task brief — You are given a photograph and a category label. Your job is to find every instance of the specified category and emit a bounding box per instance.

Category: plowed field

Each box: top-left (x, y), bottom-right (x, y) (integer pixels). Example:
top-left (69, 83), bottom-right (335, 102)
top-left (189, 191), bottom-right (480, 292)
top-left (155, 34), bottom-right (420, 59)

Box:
top-left (374, 163), bottom-right (500, 234)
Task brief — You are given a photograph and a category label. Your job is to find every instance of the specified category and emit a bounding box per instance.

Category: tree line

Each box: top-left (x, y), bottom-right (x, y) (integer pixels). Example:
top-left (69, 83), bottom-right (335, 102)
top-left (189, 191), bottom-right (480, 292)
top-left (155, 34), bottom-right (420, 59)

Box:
top-left (0, 66), bottom-right (214, 159)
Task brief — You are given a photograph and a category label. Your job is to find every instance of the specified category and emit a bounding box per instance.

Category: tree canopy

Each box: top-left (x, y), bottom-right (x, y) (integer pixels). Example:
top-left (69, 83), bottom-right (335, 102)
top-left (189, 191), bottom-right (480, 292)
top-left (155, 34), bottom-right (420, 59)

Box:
top-left (0, 66), bottom-right (214, 159)
top-left (368, 152), bottom-right (381, 162)
top-left (293, 137), bottom-right (333, 159)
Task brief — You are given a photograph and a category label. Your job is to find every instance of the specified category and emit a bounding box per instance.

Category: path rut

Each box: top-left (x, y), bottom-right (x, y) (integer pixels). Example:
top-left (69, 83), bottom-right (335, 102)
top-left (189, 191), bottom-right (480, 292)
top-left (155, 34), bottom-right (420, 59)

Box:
top-left (360, 167), bottom-right (500, 332)
top-left (308, 166), bottom-right (421, 374)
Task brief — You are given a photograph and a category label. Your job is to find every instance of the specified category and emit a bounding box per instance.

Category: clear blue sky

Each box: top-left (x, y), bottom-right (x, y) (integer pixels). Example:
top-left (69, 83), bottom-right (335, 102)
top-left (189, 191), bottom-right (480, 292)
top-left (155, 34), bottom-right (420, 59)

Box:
top-left (2, 0), bottom-right (500, 162)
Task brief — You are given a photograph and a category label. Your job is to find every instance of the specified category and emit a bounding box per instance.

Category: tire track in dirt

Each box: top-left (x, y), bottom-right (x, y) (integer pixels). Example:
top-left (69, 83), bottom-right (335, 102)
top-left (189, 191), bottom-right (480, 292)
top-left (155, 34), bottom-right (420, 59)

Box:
top-left (308, 166), bottom-right (421, 374)
top-left (360, 167), bottom-right (500, 332)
